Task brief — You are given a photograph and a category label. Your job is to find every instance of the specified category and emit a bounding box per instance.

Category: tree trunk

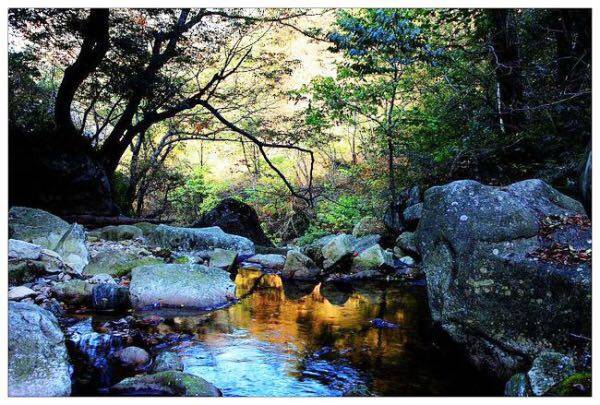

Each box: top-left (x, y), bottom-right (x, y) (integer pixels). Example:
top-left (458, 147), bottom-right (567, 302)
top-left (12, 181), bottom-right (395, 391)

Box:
top-left (489, 9), bottom-right (525, 135)
top-left (55, 9), bottom-right (110, 136)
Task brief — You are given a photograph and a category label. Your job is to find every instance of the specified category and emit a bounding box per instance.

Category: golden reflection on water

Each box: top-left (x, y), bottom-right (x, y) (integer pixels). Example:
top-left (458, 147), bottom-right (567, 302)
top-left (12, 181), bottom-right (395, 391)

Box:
top-left (165, 269), bottom-right (427, 372)
top-left (144, 268), bottom-right (498, 396)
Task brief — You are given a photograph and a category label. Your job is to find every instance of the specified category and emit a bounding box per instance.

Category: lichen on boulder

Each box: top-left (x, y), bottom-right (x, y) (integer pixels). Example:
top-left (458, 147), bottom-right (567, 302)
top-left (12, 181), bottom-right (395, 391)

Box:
top-left (8, 301), bottom-right (72, 396)
top-left (9, 206), bottom-right (89, 273)
top-left (129, 263), bottom-right (236, 309)
top-left (416, 179), bottom-right (591, 379)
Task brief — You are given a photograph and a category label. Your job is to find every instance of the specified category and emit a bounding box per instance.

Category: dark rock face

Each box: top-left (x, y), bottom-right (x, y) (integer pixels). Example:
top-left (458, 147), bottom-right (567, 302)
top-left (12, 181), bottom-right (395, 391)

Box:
top-left (193, 198), bottom-right (273, 247)
top-left (416, 179), bottom-right (591, 380)
top-left (92, 284), bottom-right (130, 311)
top-left (384, 185), bottom-right (422, 233)
top-left (9, 132), bottom-right (119, 216)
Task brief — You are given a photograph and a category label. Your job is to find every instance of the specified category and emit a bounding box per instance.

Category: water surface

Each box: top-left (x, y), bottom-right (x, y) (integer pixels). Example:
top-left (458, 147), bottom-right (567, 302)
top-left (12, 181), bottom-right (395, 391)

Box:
top-left (148, 269), bottom-right (499, 396)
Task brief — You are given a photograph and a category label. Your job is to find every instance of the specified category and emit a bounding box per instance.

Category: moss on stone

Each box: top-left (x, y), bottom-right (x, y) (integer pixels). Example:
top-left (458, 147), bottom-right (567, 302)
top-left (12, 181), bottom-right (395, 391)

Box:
top-left (133, 222), bottom-right (159, 235)
top-left (110, 371), bottom-right (221, 396)
top-left (173, 256), bottom-right (191, 264)
top-left (111, 257), bottom-right (164, 277)
top-left (546, 373), bottom-right (591, 396)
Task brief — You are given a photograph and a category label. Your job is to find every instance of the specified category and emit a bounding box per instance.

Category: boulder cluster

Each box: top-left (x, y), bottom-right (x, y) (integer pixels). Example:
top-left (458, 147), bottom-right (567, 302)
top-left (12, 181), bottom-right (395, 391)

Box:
top-left (7, 177), bottom-right (592, 397)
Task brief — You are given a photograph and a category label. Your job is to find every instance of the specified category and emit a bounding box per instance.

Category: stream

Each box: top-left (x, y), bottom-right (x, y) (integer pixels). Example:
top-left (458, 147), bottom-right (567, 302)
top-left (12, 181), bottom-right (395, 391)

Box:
top-left (70, 268), bottom-right (501, 396)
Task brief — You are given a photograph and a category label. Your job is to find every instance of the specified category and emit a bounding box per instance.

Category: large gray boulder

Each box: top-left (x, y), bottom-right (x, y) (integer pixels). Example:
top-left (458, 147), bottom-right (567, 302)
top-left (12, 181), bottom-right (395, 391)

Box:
top-left (246, 253), bottom-right (286, 270)
top-left (282, 250), bottom-right (321, 280)
top-left (416, 179), bottom-right (591, 379)
top-left (300, 234), bottom-right (336, 265)
top-left (351, 244), bottom-right (394, 273)
top-left (321, 234), bottom-right (356, 269)
top-left (129, 264), bottom-right (236, 309)
top-left (147, 225), bottom-right (255, 256)
top-left (9, 206), bottom-right (88, 274)
top-left (8, 301), bottom-right (72, 396)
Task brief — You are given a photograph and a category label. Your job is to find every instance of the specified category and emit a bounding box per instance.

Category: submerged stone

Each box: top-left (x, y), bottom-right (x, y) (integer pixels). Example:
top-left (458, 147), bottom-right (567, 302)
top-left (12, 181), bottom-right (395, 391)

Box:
top-left (153, 350), bottom-right (184, 373)
top-left (67, 318), bottom-right (125, 389)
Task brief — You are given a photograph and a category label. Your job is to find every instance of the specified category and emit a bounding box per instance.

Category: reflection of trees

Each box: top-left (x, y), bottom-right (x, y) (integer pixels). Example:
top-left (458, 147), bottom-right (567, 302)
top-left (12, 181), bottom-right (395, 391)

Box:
top-left (161, 271), bottom-right (427, 385)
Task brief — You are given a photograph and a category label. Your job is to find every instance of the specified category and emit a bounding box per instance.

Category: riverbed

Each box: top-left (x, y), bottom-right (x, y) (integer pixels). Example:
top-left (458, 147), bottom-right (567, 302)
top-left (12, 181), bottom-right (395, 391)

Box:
top-left (71, 268), bottom-right (500, 396)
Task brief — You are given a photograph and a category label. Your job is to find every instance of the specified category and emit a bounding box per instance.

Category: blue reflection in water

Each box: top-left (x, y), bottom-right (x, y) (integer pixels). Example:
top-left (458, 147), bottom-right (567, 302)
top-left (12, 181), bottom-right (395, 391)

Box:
top-left (176, 327), bottom-right (364, 396)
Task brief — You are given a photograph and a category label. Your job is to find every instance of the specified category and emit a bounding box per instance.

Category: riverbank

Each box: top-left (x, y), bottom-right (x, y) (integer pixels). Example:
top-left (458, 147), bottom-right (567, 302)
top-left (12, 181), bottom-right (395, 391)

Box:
top-left (7, 178), bottom-right (592, 397)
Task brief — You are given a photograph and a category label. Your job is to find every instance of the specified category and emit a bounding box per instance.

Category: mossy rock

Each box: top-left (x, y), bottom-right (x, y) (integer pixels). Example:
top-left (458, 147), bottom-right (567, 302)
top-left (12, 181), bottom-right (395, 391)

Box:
top-left (9, 260), bottom-right (46, 285)
top-left (51, 279), bottom-right (94, 305)
top-left (546, 373), bottom-right (591, 396)
top-left (129, 263), bottom-right (236, 309)
top-left (351, 244), bottom-right (394, 272)
top-left (89, 225), bottom-right (143, 241)
top-left (83, 246), bottom-right (163, 277)
top-left (153, 351), bottom-right (184, 373)
top-left (133, 222), bottom-right (159, 236)
top-left (111, 257), bottom-right (164, 277)
top-left (8, 302), bottom-right (72, 396)
top-left (9, 206), bottom-right (89, 273)
top-left (110, 371), bottom-right (221, 396)
top-left (504, 373), bottom-right (531, 396)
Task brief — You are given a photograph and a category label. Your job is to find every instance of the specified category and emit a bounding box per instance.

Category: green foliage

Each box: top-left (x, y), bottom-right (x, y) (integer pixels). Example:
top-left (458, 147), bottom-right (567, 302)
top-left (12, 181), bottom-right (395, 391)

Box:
top-left (295, 224), bottom-right (330, 246)
top-left (112, 170), bottom-right (133, 216)
top-left (168, 167), bottom-right (227, 222)
top-left (316, 195), bottom-right (369, 233)
top-left (8, 51), bottom-right (56, 134)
